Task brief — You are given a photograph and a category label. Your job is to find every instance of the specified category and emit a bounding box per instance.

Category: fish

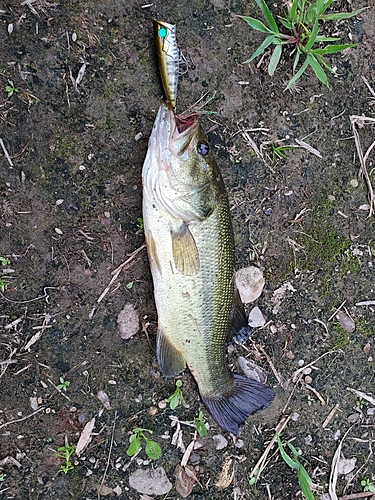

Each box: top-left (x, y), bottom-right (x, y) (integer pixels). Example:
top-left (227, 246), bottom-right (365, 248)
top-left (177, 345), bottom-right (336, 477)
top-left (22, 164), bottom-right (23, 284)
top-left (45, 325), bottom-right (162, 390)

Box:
top-left (154, 20), bottom-right (179, 108)
top-left (142, 102), bottom-right (275, 435)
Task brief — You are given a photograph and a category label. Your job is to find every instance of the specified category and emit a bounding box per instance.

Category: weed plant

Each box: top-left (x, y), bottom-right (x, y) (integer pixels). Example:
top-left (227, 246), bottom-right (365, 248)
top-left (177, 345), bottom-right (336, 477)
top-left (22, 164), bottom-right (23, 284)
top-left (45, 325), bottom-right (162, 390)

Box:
top-left (238, 0), bottom-right (367, 88)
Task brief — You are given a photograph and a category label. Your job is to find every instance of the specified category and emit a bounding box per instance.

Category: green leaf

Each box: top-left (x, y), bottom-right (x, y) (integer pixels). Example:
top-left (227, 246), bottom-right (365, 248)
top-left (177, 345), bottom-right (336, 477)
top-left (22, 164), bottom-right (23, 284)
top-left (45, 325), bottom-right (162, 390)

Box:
top-left (315, 0), bottom-right (325, 17)
top-left (255, 0), bottom-right (279, 32)
top-left (288, 0), bottom-right (299, 23)
top-left (279, 18), bottom-right (293, 30)
top-left (169, 394), bottom-right (179, 410)
top-left (312, 43), bottom-right (356, 54)
top-left (315, 36), bottom-right (340, 42)
top-left (145, 439), bottom-right (162, 460)
top-left (243, 34), bottom-right (276, 63)
top-left (195, 419), bottom-right (207, 438)
top-left (322, 0), bottom-right (336, 11)
top-left (297, 466), bottom-right (315, 500)
top-left (287, 56), bottom-right (309, 89)
top-left (268, 44), bottom-right (282, 76)
top-left (304, 17), bottom-right (319, 51)
top-left (126, 438), bottom-right (141, 456)
top-left (277, 435), bottom-right (299, 469)
top-left (307, 53), bottom-right (329, 86)
top-left (321, 7), bottom-right (369, 21)
top-left (237, 15), bottom-right (274, 34)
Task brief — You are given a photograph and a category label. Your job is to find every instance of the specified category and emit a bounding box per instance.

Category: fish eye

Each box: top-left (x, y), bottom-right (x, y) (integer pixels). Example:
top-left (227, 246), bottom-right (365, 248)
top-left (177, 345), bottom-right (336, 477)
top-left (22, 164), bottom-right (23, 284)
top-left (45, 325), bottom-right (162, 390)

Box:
top-left (197, 141), bottom-right (209, 156)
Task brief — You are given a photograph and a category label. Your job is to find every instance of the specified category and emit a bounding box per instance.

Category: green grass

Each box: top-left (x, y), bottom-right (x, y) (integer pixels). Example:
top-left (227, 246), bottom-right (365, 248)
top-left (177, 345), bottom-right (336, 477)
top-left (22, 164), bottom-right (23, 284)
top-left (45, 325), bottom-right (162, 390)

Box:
top-left (277, 435), bottom-right (315, 500)
top-left (238, 0), bottom-right (367, 88)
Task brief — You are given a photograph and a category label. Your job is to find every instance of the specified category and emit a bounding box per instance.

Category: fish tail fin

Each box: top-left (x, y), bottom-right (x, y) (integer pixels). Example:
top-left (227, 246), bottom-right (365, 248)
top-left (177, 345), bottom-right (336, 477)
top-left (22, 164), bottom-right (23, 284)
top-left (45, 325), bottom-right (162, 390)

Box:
top-left (201, 374), bottom-right (275, 436)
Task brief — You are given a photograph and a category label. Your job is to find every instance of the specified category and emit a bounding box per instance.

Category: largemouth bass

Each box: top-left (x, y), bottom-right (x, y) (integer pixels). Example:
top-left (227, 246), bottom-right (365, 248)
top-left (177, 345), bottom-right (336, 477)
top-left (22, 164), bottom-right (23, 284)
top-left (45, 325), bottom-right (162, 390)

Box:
top-left (142, 102), bottom-right (274, 435)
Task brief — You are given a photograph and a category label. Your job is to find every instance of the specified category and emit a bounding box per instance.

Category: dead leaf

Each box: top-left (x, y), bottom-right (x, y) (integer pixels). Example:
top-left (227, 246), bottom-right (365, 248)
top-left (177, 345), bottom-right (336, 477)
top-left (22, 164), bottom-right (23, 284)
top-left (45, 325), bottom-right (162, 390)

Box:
top-left (175, 465), bottom-right (197, 498)
top-left (75, 417), bottom-right (95, 456)
top-left (336, 311), bottom-right (355, 333)
top-left (337, 456), bottom-right (357, 475)
top-left (97, 390), bottom-right (111, 410)
top-left (215, 456), bottom-right (234, 489)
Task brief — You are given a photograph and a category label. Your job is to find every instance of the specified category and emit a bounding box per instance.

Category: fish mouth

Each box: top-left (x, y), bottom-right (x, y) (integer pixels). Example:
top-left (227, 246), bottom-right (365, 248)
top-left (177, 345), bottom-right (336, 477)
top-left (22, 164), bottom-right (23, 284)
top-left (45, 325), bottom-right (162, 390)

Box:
top-left (155, 102), bottom-right (199, 150)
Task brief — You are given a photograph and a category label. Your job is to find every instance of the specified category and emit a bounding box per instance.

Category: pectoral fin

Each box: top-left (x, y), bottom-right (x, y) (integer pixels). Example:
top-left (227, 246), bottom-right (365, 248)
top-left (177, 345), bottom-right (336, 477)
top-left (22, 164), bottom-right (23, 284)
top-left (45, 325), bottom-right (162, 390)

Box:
top-left (157, 329), bottom-right (186, 377)
top-left (171, 222), bottom-right (200, 275)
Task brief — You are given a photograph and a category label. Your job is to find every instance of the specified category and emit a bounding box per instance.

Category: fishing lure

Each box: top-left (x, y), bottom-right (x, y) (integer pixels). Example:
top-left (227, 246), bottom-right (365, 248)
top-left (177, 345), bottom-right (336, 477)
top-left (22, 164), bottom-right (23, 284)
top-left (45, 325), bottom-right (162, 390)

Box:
top-left (154, 20), bottom-right (179, 109)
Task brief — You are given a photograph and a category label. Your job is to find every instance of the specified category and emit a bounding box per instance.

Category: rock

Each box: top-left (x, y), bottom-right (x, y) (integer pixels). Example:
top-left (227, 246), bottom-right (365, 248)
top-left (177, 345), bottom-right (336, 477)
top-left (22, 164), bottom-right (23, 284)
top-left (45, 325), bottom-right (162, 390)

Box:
top-left (248, 306), bottom-right (266, 328)
top-left (212, 434), bottom-right (228, 450)
top-left (117, 303), bottom-right (139, 339)
top-left (347, 413), bottom-right (360, 423)
top-left (97, 484), bottom-right (113, 496)
top-left (235, 266), bottom-right (265, 303)
top-left (129, 467), bottom-right (172, 496)
top-left (237, 356), bottom-right (267, 384)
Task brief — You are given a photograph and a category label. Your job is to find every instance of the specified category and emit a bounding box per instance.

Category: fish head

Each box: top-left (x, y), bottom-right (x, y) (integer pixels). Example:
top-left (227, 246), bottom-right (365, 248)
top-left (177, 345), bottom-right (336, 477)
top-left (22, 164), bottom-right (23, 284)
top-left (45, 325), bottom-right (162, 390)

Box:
top-left (143, 102), bottom-right (224, 222)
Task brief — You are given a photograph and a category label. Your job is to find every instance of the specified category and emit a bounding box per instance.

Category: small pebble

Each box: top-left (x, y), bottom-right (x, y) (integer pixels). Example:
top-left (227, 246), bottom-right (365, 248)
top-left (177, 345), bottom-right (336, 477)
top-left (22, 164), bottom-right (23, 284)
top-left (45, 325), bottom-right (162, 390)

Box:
top-left (89, 456), bottom-right (96, 464)
top-left (149, 406), bottom-right (158, 416)
top-left (212, 434), bottom-right (228, 450)
top-left (263, 207), bottom-right (273, 216)
top-left (108, 380), bottom-right (116, 385)
top-left (134, 394), bottom-right (142, 403)
top-left (291, 412), bottom-right (300, 421)
top-left (366, 407), bottom-right (375, 416)
top-left (303, 367), bottom-right (312, 375)
top-left (347, 413), bottom-right (360, 423)
top-left (158, 400), bottom-right (167, 409)
top-left (304, 434), bottom-right (313, 445)
top-left (248, 306), bottom-right (266, 328)
top-left (298, 359), bottom-right (305, 367)
top-left (304, 376), bottom-right (313, 384)
top-left (235, 439), bottom-right (244, 449)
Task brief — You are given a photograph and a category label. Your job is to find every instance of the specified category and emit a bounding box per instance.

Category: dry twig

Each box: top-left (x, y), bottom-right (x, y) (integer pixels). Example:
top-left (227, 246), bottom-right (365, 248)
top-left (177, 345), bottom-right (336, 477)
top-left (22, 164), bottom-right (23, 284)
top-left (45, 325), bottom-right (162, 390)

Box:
top-left (249, 414), bottom-right (292, 482)
top-left (350, 115), bottom-right (375, 216)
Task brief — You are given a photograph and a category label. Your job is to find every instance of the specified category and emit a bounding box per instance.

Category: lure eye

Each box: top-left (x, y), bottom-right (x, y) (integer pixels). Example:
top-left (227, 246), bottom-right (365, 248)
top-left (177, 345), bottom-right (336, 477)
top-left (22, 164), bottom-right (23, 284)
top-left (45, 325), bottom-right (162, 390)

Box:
top-left (158, 26), bottom-right (167, 39)
top-left (197, 141), bottom-right (209, 156)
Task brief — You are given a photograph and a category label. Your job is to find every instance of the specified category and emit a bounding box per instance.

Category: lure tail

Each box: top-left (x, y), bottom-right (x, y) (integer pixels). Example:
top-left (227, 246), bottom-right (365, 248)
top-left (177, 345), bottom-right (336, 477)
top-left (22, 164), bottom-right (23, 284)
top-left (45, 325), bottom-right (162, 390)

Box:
top-left (201, 374), bottom-right (275, 436)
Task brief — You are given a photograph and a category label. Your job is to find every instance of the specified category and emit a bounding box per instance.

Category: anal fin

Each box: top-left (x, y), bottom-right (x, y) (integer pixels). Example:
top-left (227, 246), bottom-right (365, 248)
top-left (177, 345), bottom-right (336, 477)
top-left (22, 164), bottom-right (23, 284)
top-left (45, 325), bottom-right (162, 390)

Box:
top-left (201, 374), bottom-right (275, 436)
top-left (157, 329), bottom-right (186, 377)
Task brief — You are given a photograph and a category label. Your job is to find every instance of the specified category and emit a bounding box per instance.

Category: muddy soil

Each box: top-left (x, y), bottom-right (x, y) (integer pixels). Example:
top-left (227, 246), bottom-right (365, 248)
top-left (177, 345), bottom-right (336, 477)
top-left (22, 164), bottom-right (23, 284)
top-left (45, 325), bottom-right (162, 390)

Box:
top-left (0, 1), bottom-right (374, 499)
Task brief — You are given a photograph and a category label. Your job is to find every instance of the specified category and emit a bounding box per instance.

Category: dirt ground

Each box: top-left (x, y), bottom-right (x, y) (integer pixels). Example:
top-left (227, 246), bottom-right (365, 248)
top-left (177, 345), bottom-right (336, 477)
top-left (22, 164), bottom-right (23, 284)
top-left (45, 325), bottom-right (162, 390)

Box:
top-left (0, 1), bottom-right (374, 499)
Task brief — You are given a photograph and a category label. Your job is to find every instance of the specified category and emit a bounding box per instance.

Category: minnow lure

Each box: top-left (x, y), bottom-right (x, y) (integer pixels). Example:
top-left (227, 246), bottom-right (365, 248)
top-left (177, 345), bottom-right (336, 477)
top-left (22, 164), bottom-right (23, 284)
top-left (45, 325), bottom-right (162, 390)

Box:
top-left (154, 20), bottom-right (179, 109)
